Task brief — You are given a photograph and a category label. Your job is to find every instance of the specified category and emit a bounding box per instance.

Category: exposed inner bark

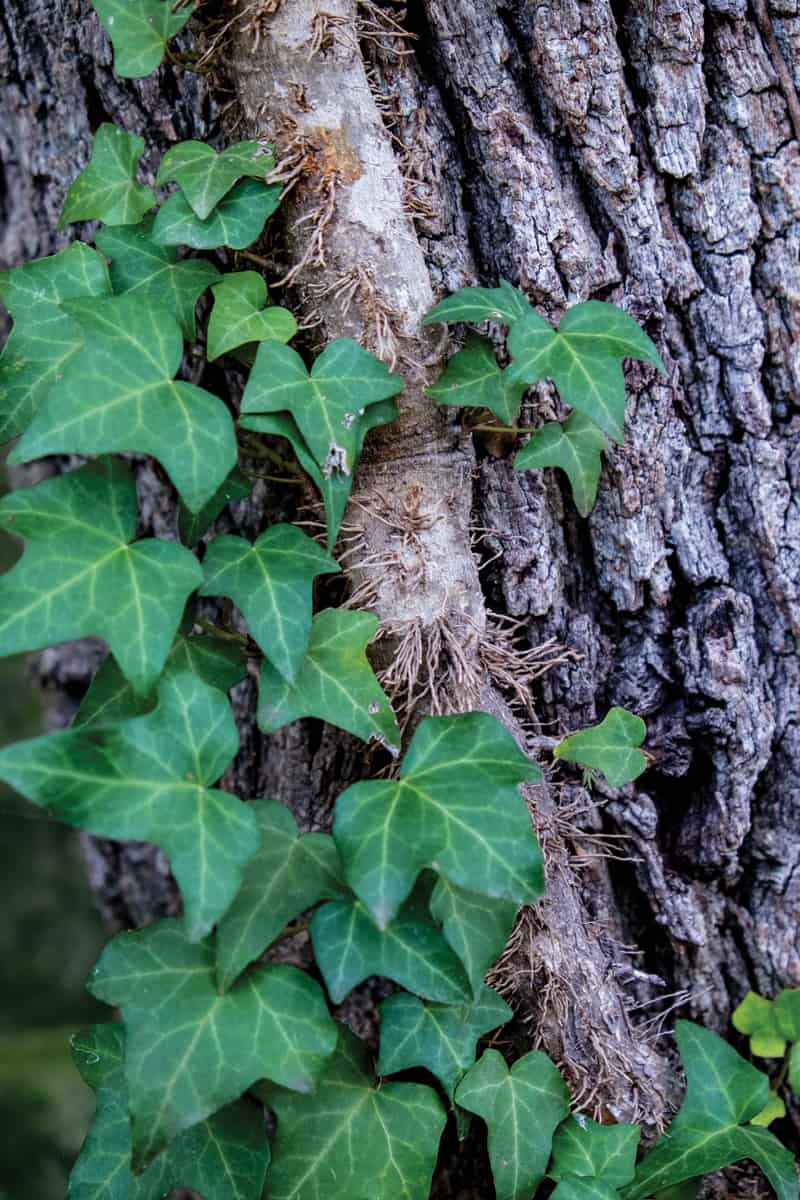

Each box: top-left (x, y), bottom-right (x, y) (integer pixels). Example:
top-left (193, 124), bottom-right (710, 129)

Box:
top-left (2, 0), bottom-right (799, 1187)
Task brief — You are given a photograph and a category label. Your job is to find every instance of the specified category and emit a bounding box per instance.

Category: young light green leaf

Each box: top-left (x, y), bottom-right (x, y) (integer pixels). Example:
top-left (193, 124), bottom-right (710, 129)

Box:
top-left (91, 0), bottom-right (193, 78)
top-left (75, 629), bottom-right (247, 728)
top-left (216, 799), bottom-right (346, 992)
top-left (377, 985), bottom-right (512, 1111)
top-left (554, 707), bottom-right (647, 788)
top-left (95, 217), bottom-right (219, 339)
top-left (424, 279), bottom-right (532, 327)
top-left (732, 989), bottom-right (800, 1059)
top-left (257, 608), bottom-right (400, 749)
top-left (60, 125), bottom-right (155, 228)
top-left (514, 412), bottom-right (610, 517)
top-left (751, 1092), bottom-right (787, 1128)
top-left (258, 1027), bottom-right (446, 1200)
top-left (239, 398), bottom-right (398, 552)
top-left (550, 1116), bottom-right (640, 1189)
top-left (199, 525), bottom-right (338, 682)
top-left (241, 338), bottom-right (403, 475)
top-left (427, 335), bottom-right (526, 424)
top-left (429, 876), bottom-right (518, 996)
top-left (333, 711), bottom-right (543, 929)
top-left (625, 1022), bottom-right (799, 1200)
top-left (9, 294), bottom-right (237, 512)
top-left (455, 1048), bottom-right (571, 1200)
top-left (88, 919), bottom-right (337, 1170)
top-left (157, 140), bottom-right (274, 220)
top-left (178, 466), bottom-right (253, 547)
top-left (0, 242), bottom-right (112, 442)
top-left (207, 272), bottom-right (297, 361)
top-left (0, 671), bottom-right (259, 941)
top-left (507, 301), bottom-right (665, 443)
top-left (311, 883), bottom-right (472, 1006)
top-left (0, 458), bottom-right (200, 691)
top-left (152, 179), bottom-right (281, 250)
top-left (69, 1024), bottom-right (270, 1200)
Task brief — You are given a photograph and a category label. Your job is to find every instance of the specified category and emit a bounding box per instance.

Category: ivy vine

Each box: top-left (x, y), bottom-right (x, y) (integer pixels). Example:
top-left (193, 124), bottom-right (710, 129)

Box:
top-left (0, 3), bottom-right (796, 1196)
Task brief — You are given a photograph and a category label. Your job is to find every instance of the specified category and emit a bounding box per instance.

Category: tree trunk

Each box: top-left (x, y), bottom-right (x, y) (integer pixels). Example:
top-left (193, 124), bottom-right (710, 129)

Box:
top-left (3, 0), bottom-right (800, 1186)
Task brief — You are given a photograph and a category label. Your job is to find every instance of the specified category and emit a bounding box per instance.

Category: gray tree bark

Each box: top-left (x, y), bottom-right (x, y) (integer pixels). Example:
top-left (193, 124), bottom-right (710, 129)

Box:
top-left (2, 0), bottom-right (799, 1191)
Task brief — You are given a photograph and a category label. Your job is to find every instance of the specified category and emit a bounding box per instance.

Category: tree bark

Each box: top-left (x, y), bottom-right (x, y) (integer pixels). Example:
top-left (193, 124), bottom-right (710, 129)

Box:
top-left (3, 0), bottom-right (800, 1187)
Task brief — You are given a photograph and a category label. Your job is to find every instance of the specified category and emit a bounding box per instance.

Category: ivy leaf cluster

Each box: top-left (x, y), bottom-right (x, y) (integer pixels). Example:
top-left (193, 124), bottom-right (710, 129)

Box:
top-left (426, 280), bottom-right (666, 516)
top-left (734, 989), bottom-right (800, 1097)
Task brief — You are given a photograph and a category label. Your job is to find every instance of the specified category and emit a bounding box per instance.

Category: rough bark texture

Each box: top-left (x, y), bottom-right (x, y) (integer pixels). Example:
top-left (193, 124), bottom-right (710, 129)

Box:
top-left (2, 0), bottom-right (800, 1190)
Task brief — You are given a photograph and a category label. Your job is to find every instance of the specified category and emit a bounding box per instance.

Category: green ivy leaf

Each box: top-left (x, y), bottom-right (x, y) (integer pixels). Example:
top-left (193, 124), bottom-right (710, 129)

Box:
top-left (0, 242), bottom-right (112, 442)
top-left (506, 302), bottom-right (665, 443)
top-left (0, 671), bottom-right (259, 940)
top-left (258, 1027), bottom-right (446, 1200)
top-left (790, 1043), bottom-right (800, 1096)
top-left (625, 1022), bottom-right (799, 1200)
top-left (427, 335), bottom-right (526, 424)
top-left (455, 1048), bottom-right (571, 1200)
top-left (257, 608), bottom-right (401, 749)
top-left (550, 1179), bottom-right (620, 1200)
top-left (377, 985), bottom-right (512, 1113)
top-left (239, 398), bottom-right (398, 552)
top-left (514, 413), bottom-right (610, 517)
top-left (178, 466), bottom-right (254, 547)
top-left (429, 877), bottom-right (518, 997)
top-left (9, 294), bottom-right (237, 513)
top-left (95, 217), bottom-right (220, 339)
top-left (90, 0), bottom-right (193, 78)
top-left (751, 1092), bottom-right (787, 1128)
top-left (0, 458), bottom-right (200, 690)
top-left (333, 711), bottom-right (543, 929)
top-left (216, 799), bottom-right (346, 992)
top-left (732, 990), bottom-right (800, 1059)
top-left (69, 1024), bottom-right (270, 1200)
top-left (424, 279), bottom-right (532, 327)
top-left (157, 140), bottom-right (274, 220)
top-left (200, 525), bottom-right (338, 682)
top-left (207, 272), bottom-right (297, 361)
top-left (554, 707), bottom-right (647, 788)
top-left (75, 629), bottom-right (247, 728)
top-left (550, 1116), bottom-right (640, 1189)
top-left (311, 881), bottom-right (472, 1005)
top-left (60, 125), bottom-right (155, 228)
top-left (241, 338), bottom-right (403, 475)
top-left (152, 179), bottom-right (282, 250)
top-left (88, 919), bottom-right (337, 1170)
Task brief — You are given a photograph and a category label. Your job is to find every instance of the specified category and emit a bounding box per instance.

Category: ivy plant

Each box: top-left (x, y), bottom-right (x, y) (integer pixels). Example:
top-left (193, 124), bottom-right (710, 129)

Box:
top-left (1, 91), bottom-right (797, 1200)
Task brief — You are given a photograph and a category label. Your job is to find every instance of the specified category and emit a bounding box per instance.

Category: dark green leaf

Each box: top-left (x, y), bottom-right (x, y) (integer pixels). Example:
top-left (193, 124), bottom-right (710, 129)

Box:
top-left (157, 140), bottom-right (274, 220)
top-left (550, 1116), bottom-right (639, 1188)
top-left (95, 217), bottom-right (219, 339)
top-left (455, 1048), bottom-right (571, 1200)
top-left (377, 985), bottom-right (511, 1109)
top-left (554, 707), bottom-right (647, 788)
top-left (207, 272), bottom-right (297, 360)
top-left (429, 876), bottom-right (518, 996)
top-left (0, 670), bottom-right (259, 940)
top-left (0, 242), bottom-right (111, 442)
top-left (69, 1024), bottom-right (270, 1200)
top-left (90, 0), bottom-right (192, 78)
top-left (427, 336), bottom-right (526, 424)
top-left (60, 125), bottom-right (155, 227)
top-left (625, 1022), bottom-right (799, 1200)
top-left (152, 179), bottom-right (282, 250)
top-left (507, 302), bottom-right (665, 443)
top-left (257, 607), bottom-right (401, 749)
top-left (424, 279), bottom-right (532, 327)
top-left (333, 711), bottom-right (543, 928)
top-left (199, 524), bottom-right (338, 682)
top-left (178, 466), bottom-right (253, 547)
top-left (514, 412), bottom-right (610, 517)
top-left (0, 458), bottom-right (200, 690)
top-left (240, 337), bottom-right (402, 475)
top-left (88, 919), bottom-right (337, 1170)
top-left (312, 882), bottom-right (472, 1005)
top-left (216, 799), bottom-right (346, 992)
top-left (258, 1027), bottom-right (446, 1200)
top-left (10, 294), bottom-right (238, 512)
top-left (550, 1179), bottom-right (620, 1200)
